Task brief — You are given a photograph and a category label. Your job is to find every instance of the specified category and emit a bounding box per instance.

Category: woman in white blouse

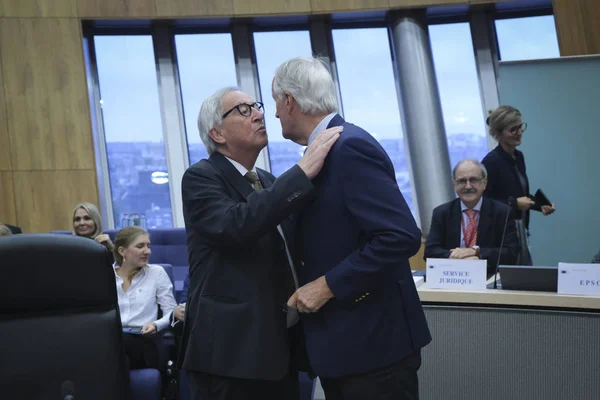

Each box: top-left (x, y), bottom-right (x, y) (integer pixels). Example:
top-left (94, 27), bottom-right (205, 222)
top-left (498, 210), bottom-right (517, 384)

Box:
top-left (113, 226), bottom-right (177, 370)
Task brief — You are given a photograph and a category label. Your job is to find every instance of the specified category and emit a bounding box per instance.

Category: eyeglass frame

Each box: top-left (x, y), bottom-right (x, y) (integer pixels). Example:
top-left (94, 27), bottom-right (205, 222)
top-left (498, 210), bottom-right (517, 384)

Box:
top-left (453, 177), bottom-right (486, 187)
top-left (222, 102), bottom-right (264, 119)
top-left (506, 122), bottom-right (527, 135)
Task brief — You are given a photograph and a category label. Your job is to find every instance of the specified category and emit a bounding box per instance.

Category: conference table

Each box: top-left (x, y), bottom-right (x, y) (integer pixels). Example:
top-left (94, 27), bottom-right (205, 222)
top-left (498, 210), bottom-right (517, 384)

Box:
top-left (417, 283), bottom-right (600, 400)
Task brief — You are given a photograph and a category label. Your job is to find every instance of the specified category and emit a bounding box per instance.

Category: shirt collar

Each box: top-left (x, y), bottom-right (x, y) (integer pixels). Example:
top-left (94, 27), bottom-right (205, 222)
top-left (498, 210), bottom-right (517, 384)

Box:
top-left (113, 263), bottom-right (147, 279)
top-left (224, 156), bottom-right (256, 177)
top-left (461, 196), bottom-right (483, 212)
top-left (307, 113), bottom-right (337, 146)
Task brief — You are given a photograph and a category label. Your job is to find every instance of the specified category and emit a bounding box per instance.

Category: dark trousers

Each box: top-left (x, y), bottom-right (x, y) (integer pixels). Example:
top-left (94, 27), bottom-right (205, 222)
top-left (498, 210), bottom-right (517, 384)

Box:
top-left (320, 350), bottom-right (422, 400)
top-left (188, 370), bottom-right (299, 400)
top-left (122, 333), bottom-right (160, 370)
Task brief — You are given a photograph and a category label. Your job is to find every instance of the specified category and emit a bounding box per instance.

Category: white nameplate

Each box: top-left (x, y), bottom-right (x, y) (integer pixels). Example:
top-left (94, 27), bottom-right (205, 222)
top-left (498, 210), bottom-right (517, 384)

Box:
top-left (557, 263), bottom-right (600, 296)
top-left (426, 258), bottom-right (487, 291)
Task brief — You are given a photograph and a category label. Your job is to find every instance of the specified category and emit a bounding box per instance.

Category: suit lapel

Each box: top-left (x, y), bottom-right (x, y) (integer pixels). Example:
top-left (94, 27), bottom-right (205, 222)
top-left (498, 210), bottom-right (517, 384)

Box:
top-left (209, 152), bottom-right (254, 200)
top-left (257, 168), bottom-right (273, 190)
top-left (259, 168), bottom-right (293, 237)
top-left (477, 198), bottom-right (492, 245)
top-left (448, 199), bottom-right (462, 248)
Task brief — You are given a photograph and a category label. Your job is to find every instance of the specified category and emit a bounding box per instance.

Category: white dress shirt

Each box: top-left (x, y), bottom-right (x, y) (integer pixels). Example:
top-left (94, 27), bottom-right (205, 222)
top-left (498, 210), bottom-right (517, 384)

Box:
top-left (307, 113), bottom-right (337, 146)
top-left (460, 197), bottom-right (483, 248)
top-left (113, 263), bottom-right (177, 332)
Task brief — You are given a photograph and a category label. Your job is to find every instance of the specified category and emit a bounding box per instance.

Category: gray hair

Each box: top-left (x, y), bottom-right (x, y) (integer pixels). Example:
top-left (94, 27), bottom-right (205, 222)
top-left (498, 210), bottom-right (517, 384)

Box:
top-left (72, 202), bottom-right (103, 239)
top-left (198, 87), bottom-right (239, 155)
top-left (273, 56), bottom-right (337, 116)
top-left (453, 159), bottom-right (488, 180)
top-left (486, 105), bottom-right (522, 139)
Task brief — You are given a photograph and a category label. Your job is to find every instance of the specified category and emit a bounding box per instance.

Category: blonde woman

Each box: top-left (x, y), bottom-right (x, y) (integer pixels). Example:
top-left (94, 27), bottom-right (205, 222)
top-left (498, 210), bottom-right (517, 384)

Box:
top-left (113, 226), bottom-right (177, 370)
top-left (482, 106), bottom-right (555, 265)
top-left (72, 202), bottom-right (114, 253)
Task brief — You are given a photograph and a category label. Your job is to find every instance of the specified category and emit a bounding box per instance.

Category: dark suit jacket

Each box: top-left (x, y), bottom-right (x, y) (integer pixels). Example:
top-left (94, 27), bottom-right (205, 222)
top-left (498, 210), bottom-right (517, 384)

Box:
top-left (481, 145), bottom-right (537, 228)
top-left (295, 114), bottom-right (431, 378)
top-left (179, 152), bottom-right (314, 380)
top-left (424, 197), bottom-right (521, 277)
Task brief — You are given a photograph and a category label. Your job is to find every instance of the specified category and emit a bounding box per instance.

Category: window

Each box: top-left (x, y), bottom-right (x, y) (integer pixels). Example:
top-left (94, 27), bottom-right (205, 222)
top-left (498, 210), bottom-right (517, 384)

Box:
top-left (332, 28), bottom-right (415, 213)
top-left (429, 23), bottom-right (489, 169)
top-left (254, 30), bottom-right (313, 177)
top-left (495, 15), bottom-right (560, 61)
top-left (175, 33), bottom-right (238, 164)
top-left (94, 35), bottom-right (173, 228)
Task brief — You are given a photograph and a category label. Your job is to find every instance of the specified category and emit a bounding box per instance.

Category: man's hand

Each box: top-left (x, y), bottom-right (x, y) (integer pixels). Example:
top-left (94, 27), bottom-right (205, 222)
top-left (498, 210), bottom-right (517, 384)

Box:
top-left (141, 322), bottom-right (157, 336)
top-left (174, 304), bottom-right (185, 322)
top-left (297, 126), bottom-right (343, 179)
top-left (287, 276), bottom-right (334, 313)
top-left (449, 248), bottom-right (478, 259)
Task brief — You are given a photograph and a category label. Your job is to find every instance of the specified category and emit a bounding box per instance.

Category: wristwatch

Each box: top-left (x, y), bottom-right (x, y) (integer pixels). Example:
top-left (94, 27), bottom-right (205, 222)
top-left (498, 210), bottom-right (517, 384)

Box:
top-left (472, 245), bottom-right (480, 257)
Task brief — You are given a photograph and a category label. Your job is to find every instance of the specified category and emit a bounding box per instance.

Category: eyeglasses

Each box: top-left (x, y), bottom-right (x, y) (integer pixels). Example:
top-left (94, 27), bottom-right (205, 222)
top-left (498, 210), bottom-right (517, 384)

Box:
top-left (454, 177), bottom-right (485, 187)
top-left (222, 102), bottom-right (264, 119)
top-left (508, 122), bottom-right (527, 135)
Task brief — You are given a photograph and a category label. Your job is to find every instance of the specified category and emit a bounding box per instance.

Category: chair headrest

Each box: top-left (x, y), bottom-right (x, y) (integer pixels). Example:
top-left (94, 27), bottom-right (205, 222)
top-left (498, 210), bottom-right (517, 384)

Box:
top-left (0, 234), bottom-right (117, 314)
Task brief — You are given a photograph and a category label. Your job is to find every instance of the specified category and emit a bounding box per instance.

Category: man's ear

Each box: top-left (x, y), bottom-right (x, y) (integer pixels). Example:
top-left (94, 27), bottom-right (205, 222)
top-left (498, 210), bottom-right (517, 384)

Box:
top-left (285, 93), bottom-right (295, 112)
top-left (208, 127), bottom-right (226, 145)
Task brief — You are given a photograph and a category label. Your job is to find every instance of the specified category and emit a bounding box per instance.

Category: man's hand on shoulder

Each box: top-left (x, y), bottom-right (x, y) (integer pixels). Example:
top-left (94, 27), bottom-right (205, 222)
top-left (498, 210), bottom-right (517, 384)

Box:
top-left (287, 276), bottom-right (334, 313)
top-left (297, 126), bottom-right (343, 179)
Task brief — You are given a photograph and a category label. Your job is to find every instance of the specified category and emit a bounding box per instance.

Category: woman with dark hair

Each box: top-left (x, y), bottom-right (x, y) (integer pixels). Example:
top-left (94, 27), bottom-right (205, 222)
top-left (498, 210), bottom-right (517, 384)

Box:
top-left (113, 226), bottom-right (177, 370)
top-left (482, 105), bottom-right (555, 265)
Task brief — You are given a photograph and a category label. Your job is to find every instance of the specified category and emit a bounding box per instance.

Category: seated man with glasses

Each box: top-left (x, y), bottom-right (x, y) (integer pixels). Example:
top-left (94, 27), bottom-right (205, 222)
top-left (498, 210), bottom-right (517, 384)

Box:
top-left (424, 159), bottom-right (521, 277)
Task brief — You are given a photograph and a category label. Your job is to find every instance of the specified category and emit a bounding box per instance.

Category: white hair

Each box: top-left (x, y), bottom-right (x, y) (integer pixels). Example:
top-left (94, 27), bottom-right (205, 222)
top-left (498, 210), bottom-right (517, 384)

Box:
top-left (198, 87), bottom-right (239, 155)
top-left (273, 56), bottom-right (337, 116)
top-left (453, 159), bottom-right (488, 180)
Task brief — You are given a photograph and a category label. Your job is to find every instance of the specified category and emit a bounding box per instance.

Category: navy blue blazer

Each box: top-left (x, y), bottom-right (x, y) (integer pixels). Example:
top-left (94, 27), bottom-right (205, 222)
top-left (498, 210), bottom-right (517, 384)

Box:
top-left (481, 145), bottom-right (537, 228)
top-left (424, 197), bottom-right (521, 277)
top-left (295, 114), bottom-right (431, 378)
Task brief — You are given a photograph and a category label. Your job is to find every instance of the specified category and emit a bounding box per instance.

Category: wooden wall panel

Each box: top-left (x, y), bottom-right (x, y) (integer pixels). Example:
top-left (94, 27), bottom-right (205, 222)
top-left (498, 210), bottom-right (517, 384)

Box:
top-left (0, 53), bottom-right (11, 172)
top-left (553, 0), bottom-right (600, 56)
top-left (0, 172), bottom-right (17, 225)
top-left (155, 0), bottom-right (233, 17)
top-left (234, 0), bottom-right (310, 16)
top-left (311, 0), bottom-right (388, 13)
top-left (76, 0), bottom-right (156, 18)
top-left (0, 18), bottom-right (94, 171)
top-left (13, 170), bottom-right (98, 232)
top-left (0, 0), bottom-right (77, 17)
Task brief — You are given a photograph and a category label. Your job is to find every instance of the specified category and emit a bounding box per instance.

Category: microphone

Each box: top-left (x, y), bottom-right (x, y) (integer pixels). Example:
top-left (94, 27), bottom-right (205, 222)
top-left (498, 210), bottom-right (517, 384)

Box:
top-left (61, 380), bottom-right (75, 400)
top-left (493, 196), bottom-right (515, 289)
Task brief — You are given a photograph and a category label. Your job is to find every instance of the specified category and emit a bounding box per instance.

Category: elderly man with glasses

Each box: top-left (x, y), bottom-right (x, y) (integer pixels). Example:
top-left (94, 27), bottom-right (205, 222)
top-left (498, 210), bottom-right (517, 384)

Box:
top-left (179, 87), bottom-right (342, 400)
top-left (425, 159), bottom-right (521, 278)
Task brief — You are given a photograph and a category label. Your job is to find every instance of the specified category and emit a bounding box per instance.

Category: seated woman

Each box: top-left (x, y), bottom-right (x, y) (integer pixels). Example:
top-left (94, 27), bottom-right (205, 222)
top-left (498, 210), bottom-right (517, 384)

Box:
top-left (113, 226), bottom-right (177, 370)
top-left (72, 202), bottom-right (114, 254)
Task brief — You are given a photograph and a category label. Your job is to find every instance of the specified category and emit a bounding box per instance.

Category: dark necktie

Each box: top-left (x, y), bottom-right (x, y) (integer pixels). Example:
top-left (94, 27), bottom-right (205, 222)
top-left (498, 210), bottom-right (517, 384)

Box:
top-left (244, 171), bottom-right (264, 191)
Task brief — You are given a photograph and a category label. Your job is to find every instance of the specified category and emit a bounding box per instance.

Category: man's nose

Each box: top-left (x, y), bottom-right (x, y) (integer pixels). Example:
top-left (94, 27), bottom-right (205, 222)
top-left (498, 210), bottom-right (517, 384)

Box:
top-left (252, 110), bottom-right (263, 123)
